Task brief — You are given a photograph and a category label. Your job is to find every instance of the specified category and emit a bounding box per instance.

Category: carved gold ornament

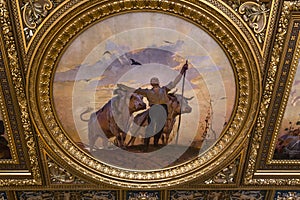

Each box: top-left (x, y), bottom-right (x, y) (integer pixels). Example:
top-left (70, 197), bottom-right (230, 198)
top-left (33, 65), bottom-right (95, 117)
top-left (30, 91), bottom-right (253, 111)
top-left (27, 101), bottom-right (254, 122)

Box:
top-left (127, 191), bottom-right (160, 200)
top-left (169, 190), bottom-right (266, 199)
top-left (0, 0), bottom-right (41, 186)
top-left (245, 1), bottom-right (300, 185)
top-left (205, 157), bottom-right (239, 184)
top-left (21, 0), bottom-right (66, 41)
top-left (239, 1), bottom-right (269, 33)
top-left (28, 0), bottom-right (260, 188)
top-left (22, 0), bottom-right (53, 29)
top-left (228, 0), bottom-right (270, 44)
top-left (47, 157), bottom-right (85, 184)
top-left (17, 191), bottom-right (117, 199)
top-left (276, 191), bottom-right (300, 199)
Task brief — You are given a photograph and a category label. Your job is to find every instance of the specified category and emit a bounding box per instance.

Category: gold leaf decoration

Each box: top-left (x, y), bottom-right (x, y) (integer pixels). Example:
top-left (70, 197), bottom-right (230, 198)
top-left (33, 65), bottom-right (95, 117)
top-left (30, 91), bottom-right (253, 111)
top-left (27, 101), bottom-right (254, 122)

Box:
top-left (245, 1), bottom-right (300, 185)
top-left (275, 191), bottom-right (300, 199)
top-left (239, 2), bottom-right (269, 33)
top-left (205, 157), bottom-right (239, 184)
top-left (228, 1), bottom-right (270, 44)
top-left (21, 0), bottom-right (66, 41)
top-left (47, 157), bottom-right (86, 184)
top-left (22, 0), bottom-right (53, 29)
top-left (28, 0), bottom-right (260, 188)
top-left (0, 0), bottom-right (41, 186)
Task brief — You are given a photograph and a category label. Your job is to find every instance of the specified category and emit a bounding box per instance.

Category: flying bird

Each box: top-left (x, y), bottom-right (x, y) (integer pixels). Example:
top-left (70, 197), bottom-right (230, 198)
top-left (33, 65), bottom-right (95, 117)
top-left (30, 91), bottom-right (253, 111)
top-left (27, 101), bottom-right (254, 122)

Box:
top-left (164, 40), bottom-right (174, 44)
top-left (103, 50), bottom-right (112, 56)
top-left (130, 58), bottom-right (142, 65)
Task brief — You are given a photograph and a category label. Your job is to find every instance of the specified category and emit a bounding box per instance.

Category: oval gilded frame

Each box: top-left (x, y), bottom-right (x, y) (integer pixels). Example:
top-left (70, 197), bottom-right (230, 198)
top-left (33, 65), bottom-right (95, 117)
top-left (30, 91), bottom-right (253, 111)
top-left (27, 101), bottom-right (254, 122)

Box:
top-left (28, 0), bottom-right (260, 187)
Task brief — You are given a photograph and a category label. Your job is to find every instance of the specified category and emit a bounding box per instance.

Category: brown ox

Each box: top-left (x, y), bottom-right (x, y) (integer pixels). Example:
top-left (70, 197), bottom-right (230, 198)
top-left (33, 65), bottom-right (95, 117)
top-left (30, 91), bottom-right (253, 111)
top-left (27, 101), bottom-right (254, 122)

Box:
top-left (127, 93), bottom-right (193, 148)
top-left (80, 88), bottom-right (146, 150)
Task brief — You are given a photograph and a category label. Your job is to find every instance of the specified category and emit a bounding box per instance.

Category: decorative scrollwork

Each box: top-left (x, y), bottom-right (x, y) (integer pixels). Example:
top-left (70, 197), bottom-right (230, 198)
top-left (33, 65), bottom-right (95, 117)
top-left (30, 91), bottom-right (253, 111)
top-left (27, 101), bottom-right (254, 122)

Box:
top-left (22, 0), bottom-right (53, 29)
top-left (17, 191), bottom-right (117, 199)
top-left (228, 1), bottom-right (269, 43)
top-left (239, 2), bottom-right (269, 33)
top-left (127, 191), bottom-right (160, 200)
top-left (0, 0), bottom-right (41, 186)
top-left (21, 0), bottom-right (66, 41)
top-left (245, 1), bottom-right (300, 185)
top-left (29, 0), bottom-right (260, 188)
top-left (204, 157), bottom-right (239, 184)
top-left (169, 190), bottom-right (266, 200)
top-left (47, 158), bottom-right (85, 184)
top-left (275, 191), bottom-right (300, 199)
top-left (0, 192), bottom-right (7, 200)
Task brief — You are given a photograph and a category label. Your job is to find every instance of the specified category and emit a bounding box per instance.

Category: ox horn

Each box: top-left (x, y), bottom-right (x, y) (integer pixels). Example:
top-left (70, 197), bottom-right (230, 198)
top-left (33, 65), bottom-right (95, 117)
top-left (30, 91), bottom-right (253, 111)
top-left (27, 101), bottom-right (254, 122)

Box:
top-left (185, 96), bottom-right (194, 101)
top-left (168, 88), bottom-right (178, 95)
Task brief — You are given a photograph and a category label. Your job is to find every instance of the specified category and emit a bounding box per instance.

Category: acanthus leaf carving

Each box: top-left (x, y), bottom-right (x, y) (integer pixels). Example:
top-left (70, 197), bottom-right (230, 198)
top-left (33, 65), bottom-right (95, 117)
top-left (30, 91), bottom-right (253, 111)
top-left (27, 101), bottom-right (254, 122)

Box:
top-left (22, 0), bottom-right (53, 29)
top-left (245, 1), bottom-right (300, 186)
top-left (169, 190), bottom-right (266, 200)
top-left (228, 1), bottom-right (270, 44)
top-left (21, 0), bottom-right (66, 42)
top-left (47, 157), bottom-right (86, 184)
top-left (276, 191), bottom-right (300, 199)
top-left (0, 0), bottom-right (41, 186)
top-left (204, 157), bottom-right (239, 184)
top-left (127, 191), bottom-right (160, 200)
top-left (239, 2), bottom-right (269, 33)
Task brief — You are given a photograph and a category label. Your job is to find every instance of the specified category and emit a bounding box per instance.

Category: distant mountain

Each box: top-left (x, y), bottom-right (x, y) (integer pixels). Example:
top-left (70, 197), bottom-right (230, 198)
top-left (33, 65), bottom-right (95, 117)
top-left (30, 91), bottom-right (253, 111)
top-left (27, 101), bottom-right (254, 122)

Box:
top-left (54, 48), bottom-right (182, 83)
top-left (54, 65), bottom-right (81, 82)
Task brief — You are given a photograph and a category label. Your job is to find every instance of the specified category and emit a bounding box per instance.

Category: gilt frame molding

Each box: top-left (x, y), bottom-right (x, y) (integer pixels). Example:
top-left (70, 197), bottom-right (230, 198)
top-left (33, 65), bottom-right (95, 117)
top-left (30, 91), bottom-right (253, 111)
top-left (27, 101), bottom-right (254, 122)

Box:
top-left (26, 0), bottom-right (260, 188)
top-left (245, 1), bottom-right (300, 186)
top-left (0, 0), bottom-right (42, 186)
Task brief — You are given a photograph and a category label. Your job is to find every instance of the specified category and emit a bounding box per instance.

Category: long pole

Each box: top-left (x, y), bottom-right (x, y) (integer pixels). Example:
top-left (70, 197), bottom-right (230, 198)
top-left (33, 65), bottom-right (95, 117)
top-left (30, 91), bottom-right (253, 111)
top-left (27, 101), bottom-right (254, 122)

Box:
top-left (175, 61), bottom-right (187, 144)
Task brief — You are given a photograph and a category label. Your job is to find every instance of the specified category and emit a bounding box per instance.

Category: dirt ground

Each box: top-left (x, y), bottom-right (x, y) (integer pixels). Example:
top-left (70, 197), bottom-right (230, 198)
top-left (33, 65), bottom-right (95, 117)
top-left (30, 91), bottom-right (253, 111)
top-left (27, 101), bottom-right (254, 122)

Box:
top-left (84, 143), bottom-right (201, 170)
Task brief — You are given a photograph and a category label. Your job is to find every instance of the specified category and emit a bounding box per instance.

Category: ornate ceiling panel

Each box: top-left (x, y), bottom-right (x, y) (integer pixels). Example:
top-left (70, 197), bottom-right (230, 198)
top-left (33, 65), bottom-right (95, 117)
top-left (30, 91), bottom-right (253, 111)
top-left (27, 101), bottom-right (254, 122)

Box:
top-left (0, 0), bottom-right (299, 199)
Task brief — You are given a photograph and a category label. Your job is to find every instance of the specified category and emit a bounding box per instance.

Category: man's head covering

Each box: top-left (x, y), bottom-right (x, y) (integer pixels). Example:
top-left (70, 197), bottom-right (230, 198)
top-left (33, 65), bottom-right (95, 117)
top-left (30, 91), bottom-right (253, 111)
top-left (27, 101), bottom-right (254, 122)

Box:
top-left (150, 77), bottom-right (159, 85)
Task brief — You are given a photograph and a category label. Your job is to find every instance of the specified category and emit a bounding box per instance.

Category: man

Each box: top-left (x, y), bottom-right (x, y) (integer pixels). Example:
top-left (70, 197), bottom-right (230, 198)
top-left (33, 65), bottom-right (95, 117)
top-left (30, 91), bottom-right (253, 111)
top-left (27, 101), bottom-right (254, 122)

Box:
top-left (134, 62), bottom-right (188, 150)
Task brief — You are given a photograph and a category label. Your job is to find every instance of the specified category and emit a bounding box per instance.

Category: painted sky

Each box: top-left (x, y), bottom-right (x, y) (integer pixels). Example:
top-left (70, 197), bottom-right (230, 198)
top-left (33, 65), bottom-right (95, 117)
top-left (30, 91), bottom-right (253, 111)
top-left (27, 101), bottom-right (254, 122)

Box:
top-left (279, 59), bottom-right (300, 133)
top-left (53, 12), bottom-right (236, 164)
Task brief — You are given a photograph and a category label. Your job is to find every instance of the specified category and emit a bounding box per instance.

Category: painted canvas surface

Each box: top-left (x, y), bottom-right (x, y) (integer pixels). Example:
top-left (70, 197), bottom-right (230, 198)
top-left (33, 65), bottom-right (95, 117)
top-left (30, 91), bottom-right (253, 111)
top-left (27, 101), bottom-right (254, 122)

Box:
top-left (53, 13), bottom-right (235, 170)
top-left (0, 112), bottom-right (11, 159)
top-left (274, 60), bottom-right (300, 159)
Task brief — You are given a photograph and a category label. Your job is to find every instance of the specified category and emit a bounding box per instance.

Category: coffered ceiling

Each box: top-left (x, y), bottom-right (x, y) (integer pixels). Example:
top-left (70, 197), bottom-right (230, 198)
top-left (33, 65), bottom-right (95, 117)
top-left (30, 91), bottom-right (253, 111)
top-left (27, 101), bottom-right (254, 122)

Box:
top-left (0, 0), bottom-right (300, 199)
